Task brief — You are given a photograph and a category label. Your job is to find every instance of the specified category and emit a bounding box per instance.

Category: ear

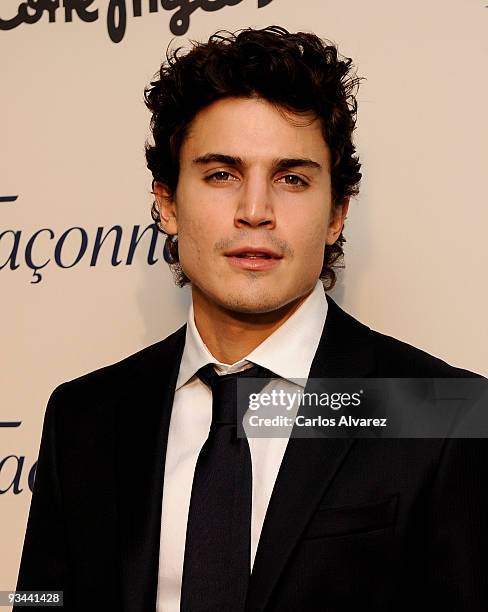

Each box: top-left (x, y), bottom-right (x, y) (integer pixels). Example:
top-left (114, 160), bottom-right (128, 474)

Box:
top-left (152, 181), bottom-right (178, 235)
top-left (326, 198), bottom-right (349, 245)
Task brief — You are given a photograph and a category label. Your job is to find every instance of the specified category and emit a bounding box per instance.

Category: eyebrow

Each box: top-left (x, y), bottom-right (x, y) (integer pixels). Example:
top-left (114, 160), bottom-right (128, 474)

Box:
top-left (192, 153), bottom-right (322, 172)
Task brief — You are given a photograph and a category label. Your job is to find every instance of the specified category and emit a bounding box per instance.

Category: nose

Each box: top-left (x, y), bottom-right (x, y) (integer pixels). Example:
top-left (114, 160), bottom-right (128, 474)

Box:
top-left (234, 171), bottom-right (276, 230)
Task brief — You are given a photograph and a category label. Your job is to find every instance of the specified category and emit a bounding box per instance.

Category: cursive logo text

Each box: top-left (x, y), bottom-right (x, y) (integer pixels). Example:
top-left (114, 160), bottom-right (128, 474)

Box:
top-left (0, 0), bottom-right (275, 44)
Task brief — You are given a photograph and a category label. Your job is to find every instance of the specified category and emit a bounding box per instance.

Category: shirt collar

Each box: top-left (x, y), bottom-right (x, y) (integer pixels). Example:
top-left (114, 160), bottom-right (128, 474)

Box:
top-left (175, 280), bottom-right (328, 390)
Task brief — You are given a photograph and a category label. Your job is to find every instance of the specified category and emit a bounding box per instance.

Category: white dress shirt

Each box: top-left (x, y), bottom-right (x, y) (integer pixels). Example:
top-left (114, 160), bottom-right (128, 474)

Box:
top-left (156, 280), bottom-right (328, 612)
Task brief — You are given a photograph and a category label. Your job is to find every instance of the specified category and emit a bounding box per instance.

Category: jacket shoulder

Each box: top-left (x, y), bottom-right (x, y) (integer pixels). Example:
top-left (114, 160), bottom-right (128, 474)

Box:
top-left (52, 324), bottom-right (186, 401)
top-left (370, 327), bottom-right (481, 378)
top-left (326, 294), bottom-right (481, 378)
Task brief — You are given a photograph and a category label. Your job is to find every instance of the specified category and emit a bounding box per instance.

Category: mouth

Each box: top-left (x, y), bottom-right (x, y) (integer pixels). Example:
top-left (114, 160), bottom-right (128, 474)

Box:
top-left (224, 247), bottom-right (283, 271)
top-left (232, 252), bottom-right (273, 259)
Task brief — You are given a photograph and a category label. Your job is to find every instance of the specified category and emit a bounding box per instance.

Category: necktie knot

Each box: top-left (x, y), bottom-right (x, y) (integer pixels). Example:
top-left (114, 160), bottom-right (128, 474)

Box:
top-left (196, 363), bottom-right (273, 429)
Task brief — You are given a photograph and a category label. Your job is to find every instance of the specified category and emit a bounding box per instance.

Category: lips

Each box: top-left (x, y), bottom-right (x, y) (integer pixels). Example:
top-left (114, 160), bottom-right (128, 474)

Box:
top-left (224, 247), bottom-right (283, 271)
top-left (235, 252), bottom-right (271, 259)
top-left (224, 247), bottom-right (282, 259)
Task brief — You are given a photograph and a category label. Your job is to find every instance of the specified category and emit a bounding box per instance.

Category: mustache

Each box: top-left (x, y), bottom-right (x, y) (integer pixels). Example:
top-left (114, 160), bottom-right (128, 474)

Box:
top-left (214, 231), bottom-right (294, 258)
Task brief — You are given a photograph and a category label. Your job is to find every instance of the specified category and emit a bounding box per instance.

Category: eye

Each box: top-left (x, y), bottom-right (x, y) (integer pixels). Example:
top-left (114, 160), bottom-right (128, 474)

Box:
top-left (206, 171), bottom-right (236, 182)
top-left (278, 174), bottom-right (308, 187)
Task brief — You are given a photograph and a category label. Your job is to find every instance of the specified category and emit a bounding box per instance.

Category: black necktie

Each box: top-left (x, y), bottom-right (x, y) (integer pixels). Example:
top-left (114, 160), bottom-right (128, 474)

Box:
top-left (180, 363), bottom-right (271, 612)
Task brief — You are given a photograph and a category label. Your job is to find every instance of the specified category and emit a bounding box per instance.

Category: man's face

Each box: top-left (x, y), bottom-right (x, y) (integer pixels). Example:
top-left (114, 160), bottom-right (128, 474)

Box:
top-left (158, 96), bottom-right (347, 314)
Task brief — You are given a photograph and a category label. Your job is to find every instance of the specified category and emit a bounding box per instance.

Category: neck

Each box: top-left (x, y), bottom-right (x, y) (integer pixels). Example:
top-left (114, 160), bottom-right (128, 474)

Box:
top-left (191, 286), bottom-right (314, 364)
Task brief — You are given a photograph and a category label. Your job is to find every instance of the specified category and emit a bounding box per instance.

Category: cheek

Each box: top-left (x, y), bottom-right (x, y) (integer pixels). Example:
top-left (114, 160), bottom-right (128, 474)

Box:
top-left (302, 227), bottom-right (327, 271)
top-left (176, 202), bottom-right (225, 269)
top-left (177, 216), bottom-right (203, 266)
top-left (290, 211), bottom-right (328, 260)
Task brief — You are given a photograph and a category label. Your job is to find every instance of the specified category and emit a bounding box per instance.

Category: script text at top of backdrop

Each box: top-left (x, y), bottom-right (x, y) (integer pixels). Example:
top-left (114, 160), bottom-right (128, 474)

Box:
top-left (0, 0), bottom-right (274, 44)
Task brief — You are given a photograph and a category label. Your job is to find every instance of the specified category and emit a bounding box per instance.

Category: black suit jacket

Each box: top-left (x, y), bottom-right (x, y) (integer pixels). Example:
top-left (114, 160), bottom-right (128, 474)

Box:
top-left (15, 294), bottom-right (488, 611)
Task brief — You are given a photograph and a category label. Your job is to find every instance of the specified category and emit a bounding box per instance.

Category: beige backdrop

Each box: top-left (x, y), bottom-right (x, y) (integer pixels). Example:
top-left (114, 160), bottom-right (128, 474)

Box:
top-left (1, 0), bottom-right (487, 597)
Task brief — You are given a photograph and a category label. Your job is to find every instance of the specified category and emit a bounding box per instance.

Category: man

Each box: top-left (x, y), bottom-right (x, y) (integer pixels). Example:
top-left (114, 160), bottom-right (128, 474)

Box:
top-left (16, 26), bottom-right (487, 611)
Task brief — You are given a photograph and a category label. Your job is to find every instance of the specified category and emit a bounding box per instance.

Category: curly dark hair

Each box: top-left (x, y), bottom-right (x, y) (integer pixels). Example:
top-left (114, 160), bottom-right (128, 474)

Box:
top-left (144, 25), bottom-right (362, 290)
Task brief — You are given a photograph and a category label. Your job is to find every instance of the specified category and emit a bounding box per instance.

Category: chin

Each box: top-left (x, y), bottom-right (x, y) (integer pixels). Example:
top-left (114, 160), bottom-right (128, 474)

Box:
top-left (222, 299), bottom-right (281, 315)
top-left (215, 285), bottom-right (298, 315)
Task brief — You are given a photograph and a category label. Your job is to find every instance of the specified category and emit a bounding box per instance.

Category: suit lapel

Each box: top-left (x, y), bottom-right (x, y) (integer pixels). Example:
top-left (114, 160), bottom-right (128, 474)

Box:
top-left (116, 325), bottom-right (186, 612)
top-left (246, 295), bottom-right (376, 611)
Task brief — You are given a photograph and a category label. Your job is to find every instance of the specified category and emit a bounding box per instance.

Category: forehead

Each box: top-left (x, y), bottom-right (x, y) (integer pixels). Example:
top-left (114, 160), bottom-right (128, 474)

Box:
top-left (180, 96), bottom-right (330, 166)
